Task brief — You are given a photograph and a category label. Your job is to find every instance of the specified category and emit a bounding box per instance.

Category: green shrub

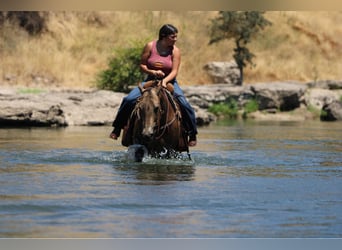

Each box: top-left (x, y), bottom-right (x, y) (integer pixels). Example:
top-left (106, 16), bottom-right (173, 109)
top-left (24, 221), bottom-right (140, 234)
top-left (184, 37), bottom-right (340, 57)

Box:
top-left (242, 99), bottom-right (259, 118)
top-left (320, 109), bottom-right (328, 120)
top-left (208, 99), bottom-right (239, 118)
top-left (96, 41), bottom-right (145, 93)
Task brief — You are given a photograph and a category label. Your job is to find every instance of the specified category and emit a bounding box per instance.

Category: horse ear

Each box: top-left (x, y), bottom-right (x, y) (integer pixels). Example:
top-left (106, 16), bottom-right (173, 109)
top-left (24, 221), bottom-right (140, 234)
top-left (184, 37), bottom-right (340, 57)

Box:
top-left (142, 80), bottom-right (154, 89)
top-left (142, 80), bottom-right (159, 90)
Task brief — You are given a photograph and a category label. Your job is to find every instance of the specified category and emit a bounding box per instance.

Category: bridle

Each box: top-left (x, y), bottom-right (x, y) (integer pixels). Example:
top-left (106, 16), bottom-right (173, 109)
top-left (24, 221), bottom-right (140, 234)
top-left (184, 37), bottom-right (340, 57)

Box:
top-left (136, 82), bottom-right (181, 140)
top-left (154, 87), bottom-right (179, 140)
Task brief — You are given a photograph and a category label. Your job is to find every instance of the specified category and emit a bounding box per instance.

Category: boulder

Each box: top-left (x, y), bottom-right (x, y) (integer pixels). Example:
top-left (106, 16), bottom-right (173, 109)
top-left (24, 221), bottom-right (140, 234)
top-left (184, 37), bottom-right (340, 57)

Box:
top-left (182, 84), bottom-right (254, 108)
top-left (250, 82), bottom-right (307, 111)
top-left (321, 100), bottom-right (342, 121)
top-left (192, 105), bottom-right (216, 126)
top-left (304, 88), bottom-right (340, 110)
top-left (0, 104), bottom-right (66, 127)
top-left (203, 61), bottom-right (240, 85)
top-left (0, 89), bottom-right (124, 127)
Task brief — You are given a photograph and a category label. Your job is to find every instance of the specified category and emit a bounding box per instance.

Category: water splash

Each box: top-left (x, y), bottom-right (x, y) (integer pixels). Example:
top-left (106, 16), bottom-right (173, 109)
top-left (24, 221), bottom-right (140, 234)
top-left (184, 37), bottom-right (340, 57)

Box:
top-left (125, 144), bottom-right (194, 164)
top-left (126, 144), bottom-right (148, 162)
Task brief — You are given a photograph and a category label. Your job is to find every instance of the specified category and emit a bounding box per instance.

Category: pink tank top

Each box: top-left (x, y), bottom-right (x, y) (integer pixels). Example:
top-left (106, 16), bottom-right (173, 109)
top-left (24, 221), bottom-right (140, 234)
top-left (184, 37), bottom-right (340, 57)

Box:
top-left (147, 40), bottom-right (173, 76)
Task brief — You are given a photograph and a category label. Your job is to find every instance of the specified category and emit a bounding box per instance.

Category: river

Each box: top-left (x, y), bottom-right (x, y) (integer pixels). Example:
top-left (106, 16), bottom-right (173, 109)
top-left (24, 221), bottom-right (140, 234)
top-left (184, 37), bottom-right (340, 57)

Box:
top-left (0, 120), bottom-right (341, 238)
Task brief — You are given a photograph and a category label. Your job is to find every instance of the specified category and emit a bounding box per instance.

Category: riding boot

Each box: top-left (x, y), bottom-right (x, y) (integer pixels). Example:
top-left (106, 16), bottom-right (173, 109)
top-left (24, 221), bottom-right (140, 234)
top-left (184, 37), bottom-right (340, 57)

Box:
top-left (189, 133), bottom-right (197, 142)
top-left (111, 85), bottom-right (142, 138)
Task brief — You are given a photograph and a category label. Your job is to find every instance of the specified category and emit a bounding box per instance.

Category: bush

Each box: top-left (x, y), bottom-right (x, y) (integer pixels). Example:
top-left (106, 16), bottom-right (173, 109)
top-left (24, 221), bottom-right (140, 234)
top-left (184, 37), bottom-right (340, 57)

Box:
top-left (208, 99), bottom-right (239, 118)
top-left (96, 41), bottom-right (145, 93)
top-left (5, 11), bottom-right (46, 35)
top-left (209, 98), bottom-right (260, 119)
top-left (242, 99), bottom-right (259, 118)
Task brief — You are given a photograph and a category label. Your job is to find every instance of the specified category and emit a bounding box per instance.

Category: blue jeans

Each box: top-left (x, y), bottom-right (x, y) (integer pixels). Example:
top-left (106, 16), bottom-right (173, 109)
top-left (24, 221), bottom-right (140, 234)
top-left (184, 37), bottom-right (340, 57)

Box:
top-left (112, 79), bottom-right (198, 136)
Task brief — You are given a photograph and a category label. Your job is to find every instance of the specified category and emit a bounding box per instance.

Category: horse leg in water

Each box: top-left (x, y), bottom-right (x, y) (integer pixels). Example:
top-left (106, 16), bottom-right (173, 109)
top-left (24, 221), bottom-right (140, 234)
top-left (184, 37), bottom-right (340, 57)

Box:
top-left (127, 144), bottom-right (148, 162)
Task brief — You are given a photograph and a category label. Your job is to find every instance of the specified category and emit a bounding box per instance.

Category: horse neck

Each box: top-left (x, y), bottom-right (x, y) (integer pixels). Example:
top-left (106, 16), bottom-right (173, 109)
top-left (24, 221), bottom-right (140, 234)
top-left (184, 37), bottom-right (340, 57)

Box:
top-left (158, 88), bottom-right (169, 114)
top-left (159, 87), bottom-right (181, 127)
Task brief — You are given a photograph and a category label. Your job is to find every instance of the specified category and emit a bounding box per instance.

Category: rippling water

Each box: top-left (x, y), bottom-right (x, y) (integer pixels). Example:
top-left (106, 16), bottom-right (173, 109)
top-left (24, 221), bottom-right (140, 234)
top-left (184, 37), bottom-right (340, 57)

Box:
top-left (0, 120), bottom-right (341, 238)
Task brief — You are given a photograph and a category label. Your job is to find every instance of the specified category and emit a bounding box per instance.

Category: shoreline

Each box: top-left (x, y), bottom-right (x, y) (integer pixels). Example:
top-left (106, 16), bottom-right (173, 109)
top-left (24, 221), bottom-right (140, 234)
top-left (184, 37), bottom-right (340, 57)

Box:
top-left (0, 80), bottom-right (341, 128)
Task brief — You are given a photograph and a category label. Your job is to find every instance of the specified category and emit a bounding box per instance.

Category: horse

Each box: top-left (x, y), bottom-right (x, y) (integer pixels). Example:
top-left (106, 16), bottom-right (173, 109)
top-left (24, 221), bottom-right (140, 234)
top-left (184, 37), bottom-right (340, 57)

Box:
top-left (121, 80), bottom-right (190, 161)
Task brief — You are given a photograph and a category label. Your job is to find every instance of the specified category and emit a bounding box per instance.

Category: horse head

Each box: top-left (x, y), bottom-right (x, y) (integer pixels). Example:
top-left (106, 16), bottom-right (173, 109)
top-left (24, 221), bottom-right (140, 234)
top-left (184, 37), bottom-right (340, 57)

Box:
top-left (137, 86), bottom-right (161, 141)
top-left (127, 83), bottom-right (188, 158)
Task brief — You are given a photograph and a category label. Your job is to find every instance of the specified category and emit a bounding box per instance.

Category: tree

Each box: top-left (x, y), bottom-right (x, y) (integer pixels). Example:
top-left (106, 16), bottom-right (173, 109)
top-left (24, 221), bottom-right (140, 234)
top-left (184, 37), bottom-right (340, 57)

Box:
top-left (209, 11), bottom-right (272, 85)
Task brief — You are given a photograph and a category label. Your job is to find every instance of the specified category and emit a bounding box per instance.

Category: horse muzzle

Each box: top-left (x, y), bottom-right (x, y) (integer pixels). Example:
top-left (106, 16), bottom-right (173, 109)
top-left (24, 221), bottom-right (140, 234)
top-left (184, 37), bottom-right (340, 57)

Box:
top-left (142, 133), bottom-right (154, 142)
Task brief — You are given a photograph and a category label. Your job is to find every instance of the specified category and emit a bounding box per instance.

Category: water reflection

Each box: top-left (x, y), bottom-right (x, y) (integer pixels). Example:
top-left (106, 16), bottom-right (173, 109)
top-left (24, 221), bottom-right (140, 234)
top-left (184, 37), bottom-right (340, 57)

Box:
top-left (135, 163), bottom-right (195, 182)
top-left (115, 159), bottom-right (195, 183)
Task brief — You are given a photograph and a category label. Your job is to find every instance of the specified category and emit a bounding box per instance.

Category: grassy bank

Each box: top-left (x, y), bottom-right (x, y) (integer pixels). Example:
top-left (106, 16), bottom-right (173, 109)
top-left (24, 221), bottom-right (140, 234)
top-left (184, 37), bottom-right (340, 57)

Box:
top-left (1, 11), bottom-right (341, 89)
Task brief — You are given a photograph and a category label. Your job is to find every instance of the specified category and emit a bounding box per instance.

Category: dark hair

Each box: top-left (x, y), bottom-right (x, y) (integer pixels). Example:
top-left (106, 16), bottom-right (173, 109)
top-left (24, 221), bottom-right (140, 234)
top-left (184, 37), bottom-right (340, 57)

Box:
top-left (158, 24), bottom-right (178, 40)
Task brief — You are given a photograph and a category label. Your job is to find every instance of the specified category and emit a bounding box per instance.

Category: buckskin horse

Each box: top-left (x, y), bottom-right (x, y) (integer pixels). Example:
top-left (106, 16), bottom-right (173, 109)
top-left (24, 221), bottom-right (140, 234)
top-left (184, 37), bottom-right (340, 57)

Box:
top-left (121, 80), bottom-right (190, 161)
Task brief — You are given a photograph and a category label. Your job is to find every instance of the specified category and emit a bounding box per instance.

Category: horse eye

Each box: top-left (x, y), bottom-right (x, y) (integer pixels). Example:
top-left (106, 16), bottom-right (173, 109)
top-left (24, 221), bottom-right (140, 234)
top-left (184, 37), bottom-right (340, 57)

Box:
top-left (154, 107), bottom-right (159, 113)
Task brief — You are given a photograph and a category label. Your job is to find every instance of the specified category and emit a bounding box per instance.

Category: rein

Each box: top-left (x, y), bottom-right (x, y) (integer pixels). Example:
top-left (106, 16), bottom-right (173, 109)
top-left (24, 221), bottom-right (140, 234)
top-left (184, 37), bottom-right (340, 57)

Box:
top-left (155, 87), bottom-right (181, 140)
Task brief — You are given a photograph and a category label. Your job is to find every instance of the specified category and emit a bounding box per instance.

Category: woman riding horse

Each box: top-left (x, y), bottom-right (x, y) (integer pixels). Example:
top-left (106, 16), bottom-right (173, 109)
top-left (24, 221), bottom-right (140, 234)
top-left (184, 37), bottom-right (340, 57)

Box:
top-left (109, 24), bottom-right (197, 146)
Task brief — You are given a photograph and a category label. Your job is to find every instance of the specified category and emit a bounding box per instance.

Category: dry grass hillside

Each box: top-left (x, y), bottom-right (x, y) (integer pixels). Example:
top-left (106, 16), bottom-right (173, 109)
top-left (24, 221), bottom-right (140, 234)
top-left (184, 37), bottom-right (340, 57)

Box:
top-left (1, 11), bottom-right (342, 89)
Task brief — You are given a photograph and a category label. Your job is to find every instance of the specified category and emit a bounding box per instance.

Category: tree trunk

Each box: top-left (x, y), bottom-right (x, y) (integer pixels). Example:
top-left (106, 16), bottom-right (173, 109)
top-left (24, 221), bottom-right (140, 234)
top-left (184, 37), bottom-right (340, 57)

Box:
top-left (235, 39), bottom-right (244, 85)
top-left (238, 65), bottom-right (243, 85)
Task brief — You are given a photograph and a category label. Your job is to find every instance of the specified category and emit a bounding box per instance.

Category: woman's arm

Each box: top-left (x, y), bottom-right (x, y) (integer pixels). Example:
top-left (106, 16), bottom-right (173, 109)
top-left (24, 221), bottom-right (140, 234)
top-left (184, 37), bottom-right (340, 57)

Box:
top-left (163, 46), bottom-right (180, 86)
top-left (140, 42), bottom-right (165, 78)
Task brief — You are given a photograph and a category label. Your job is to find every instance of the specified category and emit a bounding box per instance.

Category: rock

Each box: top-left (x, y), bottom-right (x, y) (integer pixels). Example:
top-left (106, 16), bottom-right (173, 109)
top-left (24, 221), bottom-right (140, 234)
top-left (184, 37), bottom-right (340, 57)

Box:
top-left (0, 88), bottom-right (214, 127)
top-left (304, 88), bottom-right (340, 110)
top-left (250, 82), bottom-right (307, 111)
top-left (249, 105), bottom-right (315, 121)
top-left (1, 82), bottom-right (341, 127)
top-left (307, 80), bottom-right (342, 90)
top-left (61, 90), bottom-right (125, 126)
top-left (321, 100), bottom-right (342, 121)
top-left (193, 106), bottom-right (216, 126)
top-left (203, 61), bottom-right (240, 85)
top-left (0, 104), bottom-right (66, 127)
top-left (182, 84), bottom-right (253, 108)
top-left (46, 105), bottom-right (66, 126)
top-left (0, 89), bottom-right (124, 127)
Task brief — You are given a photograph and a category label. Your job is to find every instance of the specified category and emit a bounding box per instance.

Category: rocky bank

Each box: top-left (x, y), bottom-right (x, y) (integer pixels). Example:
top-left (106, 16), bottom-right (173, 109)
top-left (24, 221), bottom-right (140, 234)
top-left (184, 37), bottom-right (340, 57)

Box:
top-left (0, 80), bottom-right (342, 128)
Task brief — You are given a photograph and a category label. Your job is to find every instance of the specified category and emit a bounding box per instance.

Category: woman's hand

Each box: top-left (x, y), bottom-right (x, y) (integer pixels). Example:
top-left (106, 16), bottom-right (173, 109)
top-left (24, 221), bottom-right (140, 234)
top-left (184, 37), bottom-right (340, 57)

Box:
top-left (157, 79), bottom-right (167, 88)
top-left (153, 70), bottom-right (165, 78)
top-left (161, 80), bottom-right (167, 88)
